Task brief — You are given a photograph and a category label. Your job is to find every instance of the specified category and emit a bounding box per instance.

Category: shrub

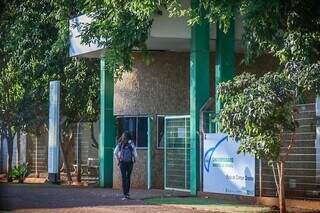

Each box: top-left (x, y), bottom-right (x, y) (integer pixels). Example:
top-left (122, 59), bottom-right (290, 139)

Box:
top-left (10, 163), bottom-right (30, 183)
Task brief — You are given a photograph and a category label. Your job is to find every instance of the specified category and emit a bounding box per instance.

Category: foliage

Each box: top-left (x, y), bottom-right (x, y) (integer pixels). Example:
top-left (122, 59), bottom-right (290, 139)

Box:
top-left (0, 0), bottom-right (27, 137)
top-left (0, 0), bottom-right (99, 180)
top-left (0, 0), bottom-right (100, 131)
top-left (166, 0), bottom-right (320, 65)
top-left (1, 0), bottom-right (99, 121)
top-left (218, 72), bottom-right (298, 161)
top-left (10, 163), bottom-right (30, 183)
top-left (286, 62), bottom-right (320, 95)
top-left (215, 0), bottom-right (320, 160)
top-left (80, 0), bottom-right (156, 79)
top-left (80, 0), bottom-right (319, 80)
top-left (217, 62), bottom-right (319, 212)
top-left (214, 3), bottom-right (318, 209)
top-left (239, 0), bottom-right (320, 65)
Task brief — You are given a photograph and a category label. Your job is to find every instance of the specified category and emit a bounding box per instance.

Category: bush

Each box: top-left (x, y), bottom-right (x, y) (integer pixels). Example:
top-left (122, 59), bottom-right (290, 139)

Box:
top-left (10, 163), bottom-right (30, 183)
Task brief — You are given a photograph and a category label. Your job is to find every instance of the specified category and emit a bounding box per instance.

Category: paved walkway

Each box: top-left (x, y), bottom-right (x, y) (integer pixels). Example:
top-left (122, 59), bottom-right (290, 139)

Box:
top-left (0, 184), bottom-right (212, 213)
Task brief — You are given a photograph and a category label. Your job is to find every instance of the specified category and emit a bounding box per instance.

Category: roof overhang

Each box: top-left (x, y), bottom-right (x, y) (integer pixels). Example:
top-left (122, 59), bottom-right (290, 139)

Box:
top-left (69, 12), bottom-right (244, 58)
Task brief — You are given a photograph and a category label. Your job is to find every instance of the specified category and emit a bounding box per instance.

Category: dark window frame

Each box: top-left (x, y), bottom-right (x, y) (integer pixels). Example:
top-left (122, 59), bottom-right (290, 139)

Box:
top-left (116, 115), bottom-right (149, 149)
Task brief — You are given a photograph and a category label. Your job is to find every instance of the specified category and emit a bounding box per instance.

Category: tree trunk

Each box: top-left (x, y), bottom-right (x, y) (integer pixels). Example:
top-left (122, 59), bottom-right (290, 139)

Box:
top-left (59, 132), bottom-right (73, 183)
top-left (90, 122), bottom-right (98, 149)
top-left (17, 131), bottom-right (20, 164)
top-left (271, 162), bottom-right (280, 196)
top-left (6, 130), bottom-right (14, 182)
top-left (0, 132), bottom-right (3, 174)
top-left (35, 135), bottom-right (39, 178)
top-left (76, 122), bottom-right (81, 183)
top-left (278, 161), bottom-right (286, 213)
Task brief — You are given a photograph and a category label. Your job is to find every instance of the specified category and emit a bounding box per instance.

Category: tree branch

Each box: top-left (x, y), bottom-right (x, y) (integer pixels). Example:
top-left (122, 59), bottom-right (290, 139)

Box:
top-left (90, 122), bottom-right (98, 149)
top-left (272, 162), bottom-right (280, 196)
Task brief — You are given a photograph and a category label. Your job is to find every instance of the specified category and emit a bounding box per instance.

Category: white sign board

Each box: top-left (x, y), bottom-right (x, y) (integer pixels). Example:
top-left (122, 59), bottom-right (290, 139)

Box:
top-left (203, 133), bottom-right (255, 196)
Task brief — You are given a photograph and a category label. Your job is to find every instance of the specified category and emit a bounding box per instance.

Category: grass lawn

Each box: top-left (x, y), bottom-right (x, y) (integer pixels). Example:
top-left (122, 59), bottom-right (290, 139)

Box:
top-left (144, 196), bottom-right (317, 213)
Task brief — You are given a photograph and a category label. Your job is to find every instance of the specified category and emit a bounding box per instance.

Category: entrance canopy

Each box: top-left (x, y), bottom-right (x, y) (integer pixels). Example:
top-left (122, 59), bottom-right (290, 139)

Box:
top-left (69, 12), bottom-right (244, 58)
top-left (69, 3), bottom-right (237, 194)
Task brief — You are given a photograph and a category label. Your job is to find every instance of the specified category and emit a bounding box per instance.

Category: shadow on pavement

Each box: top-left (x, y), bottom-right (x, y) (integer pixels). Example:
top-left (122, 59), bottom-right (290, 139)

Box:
top-left (0, 183), bottom-right (150, 210)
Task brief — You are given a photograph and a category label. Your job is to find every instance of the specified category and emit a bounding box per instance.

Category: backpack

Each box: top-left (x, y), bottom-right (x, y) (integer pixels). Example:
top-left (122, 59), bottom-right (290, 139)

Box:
top-left (119, 144), bottom-right (134, 162)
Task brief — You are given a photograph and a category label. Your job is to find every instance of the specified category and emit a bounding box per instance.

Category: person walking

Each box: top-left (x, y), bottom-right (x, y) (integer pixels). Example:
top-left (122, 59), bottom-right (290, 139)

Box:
top-left (114, 131), bottom-right (137, 200)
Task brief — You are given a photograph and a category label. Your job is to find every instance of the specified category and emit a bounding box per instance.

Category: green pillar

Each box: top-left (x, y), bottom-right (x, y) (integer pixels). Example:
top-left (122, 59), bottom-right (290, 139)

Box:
top-left (190, 0), bottom-right (210, 196)
top-left (215, 20), bottom-right (235, 131)
top-left (147, 117), bottom-right (153, 190)
top-left (99, 58), bottom-right (115, 188)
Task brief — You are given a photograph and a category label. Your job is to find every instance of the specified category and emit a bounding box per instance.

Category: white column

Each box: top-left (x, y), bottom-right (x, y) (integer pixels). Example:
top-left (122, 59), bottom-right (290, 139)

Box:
top-left (20, 133), bottom-right (27, 164)
top-left (316, 97), bottom-right (320, 184)
top-left (0, 137), bottom-right (3, 173)
top-left (3, 138), bottom-right (8, 173)
top-left (12, 134), bottom-right (17, 167)
top-left (48, 81), bottom-right (60, 183)
top-left (76, 122), bottom-right (81, 182)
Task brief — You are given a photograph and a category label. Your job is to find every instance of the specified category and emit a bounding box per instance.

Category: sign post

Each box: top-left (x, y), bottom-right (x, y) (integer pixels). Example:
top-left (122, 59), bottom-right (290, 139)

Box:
top-left (48, 81), bottom-right (60, 183)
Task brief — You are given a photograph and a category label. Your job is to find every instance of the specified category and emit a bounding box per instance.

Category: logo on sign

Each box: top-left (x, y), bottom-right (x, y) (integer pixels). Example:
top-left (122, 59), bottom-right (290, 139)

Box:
top-left (204, 135), bottom-right (230, 172)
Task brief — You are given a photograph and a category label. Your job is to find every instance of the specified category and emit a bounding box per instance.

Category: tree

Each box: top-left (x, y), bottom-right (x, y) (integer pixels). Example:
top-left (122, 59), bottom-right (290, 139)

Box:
top-left (215, 1), bottom-right (319, 212)
top-left (218, 72), bottom-right (294, 212)
top-left (0, 62), bottom-right (25, 181)
top-left (0, 0), bottom-right (99, 182)
top-left (0, 1), bottom-right (28, 179)
top-left (80, 0), bottom-right (156, 78)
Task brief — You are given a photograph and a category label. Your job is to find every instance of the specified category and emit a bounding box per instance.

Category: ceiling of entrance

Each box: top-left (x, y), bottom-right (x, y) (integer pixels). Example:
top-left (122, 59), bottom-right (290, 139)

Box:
top-left (69, 13), bottom-right (245, 58)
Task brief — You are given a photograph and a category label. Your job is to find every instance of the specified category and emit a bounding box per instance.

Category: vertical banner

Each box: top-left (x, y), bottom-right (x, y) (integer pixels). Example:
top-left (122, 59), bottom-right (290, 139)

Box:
top-left (48, 81), bottom-right (60, 183)
top-left (203, 133), bottom-right (255, 196)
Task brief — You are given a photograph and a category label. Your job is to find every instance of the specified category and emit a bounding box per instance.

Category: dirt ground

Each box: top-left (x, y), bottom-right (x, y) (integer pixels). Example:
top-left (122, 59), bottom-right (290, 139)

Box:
top-left (0, 184), bottom-right (213, 213)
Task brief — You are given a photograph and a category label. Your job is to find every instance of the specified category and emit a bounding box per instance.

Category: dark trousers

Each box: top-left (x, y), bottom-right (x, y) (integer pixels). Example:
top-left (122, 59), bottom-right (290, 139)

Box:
top-left (120, 161), bottom-right (133, 196)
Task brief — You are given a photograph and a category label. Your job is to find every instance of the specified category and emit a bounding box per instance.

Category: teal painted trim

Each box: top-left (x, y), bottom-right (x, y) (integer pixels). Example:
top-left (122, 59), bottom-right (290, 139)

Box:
top-left (215, 20), bottom-right (235, 132)
top-left (190, 0), bottom-right (210, 196)
top-left (147, 116), bottom-right (153, 190)
top-left (99, 58), bottom-right (115, 188)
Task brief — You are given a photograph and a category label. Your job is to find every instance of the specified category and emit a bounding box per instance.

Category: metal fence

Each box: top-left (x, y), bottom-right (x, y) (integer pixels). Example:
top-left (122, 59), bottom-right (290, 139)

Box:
top-left (73, 122), bottom-right (99, 178)
top-left (25, 122), bottom-right (99, 180)
top-left (164, 116), bottom-right (190, 192)
top-left (257, 103), bottom-right (320, 200)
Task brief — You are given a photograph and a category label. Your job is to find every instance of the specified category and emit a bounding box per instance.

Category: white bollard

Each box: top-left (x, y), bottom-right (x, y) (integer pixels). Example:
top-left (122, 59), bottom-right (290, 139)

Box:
top-left (48, 81), bottom-right (60, 183)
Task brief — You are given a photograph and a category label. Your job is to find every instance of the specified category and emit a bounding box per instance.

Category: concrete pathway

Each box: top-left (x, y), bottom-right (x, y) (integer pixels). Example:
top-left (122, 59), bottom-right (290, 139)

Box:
top-left (0, 184), bottom-right (211, 213)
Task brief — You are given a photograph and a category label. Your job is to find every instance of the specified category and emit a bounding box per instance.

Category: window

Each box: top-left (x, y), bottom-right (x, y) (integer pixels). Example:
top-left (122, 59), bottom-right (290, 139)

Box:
top-left (137, 117), bottom-right (148, 147)
top-left (157, 116), bottom-right (165, 148)
top-left (117, 116), bottom-right (148, 148)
